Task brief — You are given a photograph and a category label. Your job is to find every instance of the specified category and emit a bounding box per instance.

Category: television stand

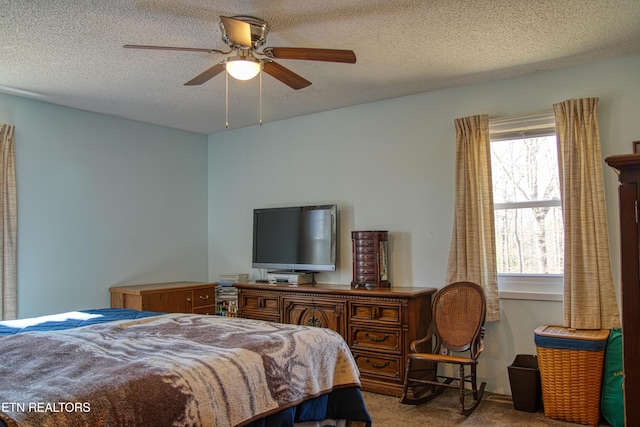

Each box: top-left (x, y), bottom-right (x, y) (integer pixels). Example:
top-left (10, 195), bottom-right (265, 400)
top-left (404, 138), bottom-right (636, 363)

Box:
top-left (267, 271), bottom-right (316, 285)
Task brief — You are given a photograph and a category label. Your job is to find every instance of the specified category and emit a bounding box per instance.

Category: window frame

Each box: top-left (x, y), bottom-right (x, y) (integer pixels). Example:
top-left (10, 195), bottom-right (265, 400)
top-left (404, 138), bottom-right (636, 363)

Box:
top-left (489, 111), bottom-right (563, 301)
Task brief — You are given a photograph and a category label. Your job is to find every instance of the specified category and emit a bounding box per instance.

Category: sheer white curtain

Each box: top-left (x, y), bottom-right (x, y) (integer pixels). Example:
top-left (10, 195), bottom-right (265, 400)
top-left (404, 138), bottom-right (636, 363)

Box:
top-left (0, 123), bottom-right (17, 320)
top-left (554, 98), bottom-right (620, 329)
top-left (446, 115), bottom-right (500, 321)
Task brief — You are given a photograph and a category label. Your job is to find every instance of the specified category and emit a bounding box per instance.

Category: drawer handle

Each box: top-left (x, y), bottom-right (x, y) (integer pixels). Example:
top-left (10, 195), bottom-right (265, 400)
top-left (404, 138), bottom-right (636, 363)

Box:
top-left (306, 316), bottom-right (323, 328)
top-left (364, 358), bottom-right (389, 369)
top-left (199, 295), bottom-right (210, 301)
top-left (364, 332), bottom-right (389, 342)
top-left (186, 297), bottom-right (192, 302)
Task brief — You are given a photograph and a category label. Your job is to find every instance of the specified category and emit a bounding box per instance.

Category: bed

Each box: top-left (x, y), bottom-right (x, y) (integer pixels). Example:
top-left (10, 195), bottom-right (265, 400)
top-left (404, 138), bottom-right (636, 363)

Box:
top-left (0, 309), bottom-right (371, 427)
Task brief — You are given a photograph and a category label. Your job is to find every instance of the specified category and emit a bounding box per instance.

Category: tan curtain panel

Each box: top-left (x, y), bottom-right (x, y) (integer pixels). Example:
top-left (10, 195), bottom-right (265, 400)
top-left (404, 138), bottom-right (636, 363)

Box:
top-left (0, 123), bottom-right (17, 320)
top-left (446, 114), bottom-right (500, 321)
top-left (553, 98), bottom-right (620, 330)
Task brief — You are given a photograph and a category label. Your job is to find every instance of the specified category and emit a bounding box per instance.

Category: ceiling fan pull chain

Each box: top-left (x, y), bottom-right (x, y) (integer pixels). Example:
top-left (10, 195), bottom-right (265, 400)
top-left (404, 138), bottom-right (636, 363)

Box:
top-left (259, 71), bottom-right (263, 126)
top-left (225, 71), bottom-right (229, 128)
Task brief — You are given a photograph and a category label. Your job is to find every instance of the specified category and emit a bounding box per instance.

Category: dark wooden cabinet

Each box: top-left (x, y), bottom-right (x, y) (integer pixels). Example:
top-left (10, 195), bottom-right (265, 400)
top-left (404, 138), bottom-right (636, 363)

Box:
top-left (283, 296), bottom-right (346, 335)
top-left (109, 281), bottom-right (217, 315)
top-left (605, 154), bottom-right (640, 426)
top-left (351, 231), bottom-right (390, 287)
top-left (234, 283), bottom-right (435, 396)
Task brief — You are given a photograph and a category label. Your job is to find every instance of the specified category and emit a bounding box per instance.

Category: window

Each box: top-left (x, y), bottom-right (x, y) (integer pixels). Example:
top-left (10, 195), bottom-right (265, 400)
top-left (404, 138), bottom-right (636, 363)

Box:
top-left (489, 112), bottom-right (563, 300)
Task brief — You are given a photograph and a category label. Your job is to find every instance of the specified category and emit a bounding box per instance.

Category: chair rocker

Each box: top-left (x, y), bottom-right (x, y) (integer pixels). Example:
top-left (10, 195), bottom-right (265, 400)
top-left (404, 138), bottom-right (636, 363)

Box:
top-left (400, 281), bottom-right (487, 416)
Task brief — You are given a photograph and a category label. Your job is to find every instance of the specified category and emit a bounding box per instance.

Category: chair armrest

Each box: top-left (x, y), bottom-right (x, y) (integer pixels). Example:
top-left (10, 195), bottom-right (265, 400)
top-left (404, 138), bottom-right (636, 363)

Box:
top-left (472, 326), bottom-right (485, 359)
top-left (409, 323), bottom-right (435, 353)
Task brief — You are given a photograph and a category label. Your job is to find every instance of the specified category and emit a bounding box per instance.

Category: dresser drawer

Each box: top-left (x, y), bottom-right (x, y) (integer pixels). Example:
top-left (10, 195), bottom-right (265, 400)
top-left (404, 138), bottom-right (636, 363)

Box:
top-left (354, 270), bottom-right (377, 280)
top-left (354, 245), bottom-right (377, 259)
top-left (192, 305), bottom-right (216, 315)
top-left (239, 292), bottom-right (279, 314)
top-left (354, 261), bottom-right (378, 271)
top-left (241, 312), bottom-right (280, 323)
top-left (355, 253), bottom-right (378, 262)
top-left (353, 351), bottom-right (402, 380)
top-left (193, 286), bottom-right (216, 308)
top-left (351, 326), bottom-right (401, 353)
top-left (352, 272), bottom-right (378, 281)
top-left (352, 239), bottom-right (376, 248)
top-left (350, 302), bottom-right (401, 325)
top-left (141, 290), bottom-right (193, 313)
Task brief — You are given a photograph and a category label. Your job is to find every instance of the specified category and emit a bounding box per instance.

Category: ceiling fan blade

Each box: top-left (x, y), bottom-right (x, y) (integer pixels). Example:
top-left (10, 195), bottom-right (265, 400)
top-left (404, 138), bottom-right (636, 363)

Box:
top-left (263, 47), bottom-right (356, 64)
top-left (123, 44), bottom-right (225, 54)
top-left (220, 16), bottom-right (253, 48)
top-left (184, 63), bottom-right (226, 86)
top-left (262, 61), bottom-right (311, 90)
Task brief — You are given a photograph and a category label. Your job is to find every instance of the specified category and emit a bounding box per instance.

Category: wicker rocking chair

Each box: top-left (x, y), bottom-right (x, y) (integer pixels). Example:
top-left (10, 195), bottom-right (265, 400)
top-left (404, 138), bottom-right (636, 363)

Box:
top-left (400, 281), bottom-right (487, 416)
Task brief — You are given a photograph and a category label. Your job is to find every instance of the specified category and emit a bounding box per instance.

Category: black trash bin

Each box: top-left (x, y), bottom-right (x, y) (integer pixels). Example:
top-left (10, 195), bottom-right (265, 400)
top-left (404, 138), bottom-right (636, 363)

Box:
top-left (508, 354), bottom-right (542, 412)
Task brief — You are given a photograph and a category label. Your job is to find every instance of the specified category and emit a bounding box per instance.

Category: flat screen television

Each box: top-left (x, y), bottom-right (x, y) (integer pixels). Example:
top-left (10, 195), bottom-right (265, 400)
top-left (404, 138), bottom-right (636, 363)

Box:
top-left (252, 204), bottom-right (337, 272)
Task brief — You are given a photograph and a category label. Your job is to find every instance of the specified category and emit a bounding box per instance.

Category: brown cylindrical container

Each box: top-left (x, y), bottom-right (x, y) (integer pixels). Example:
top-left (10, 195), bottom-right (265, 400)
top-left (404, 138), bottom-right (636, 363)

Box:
top-left (351, 230), bottom-right (390, 287)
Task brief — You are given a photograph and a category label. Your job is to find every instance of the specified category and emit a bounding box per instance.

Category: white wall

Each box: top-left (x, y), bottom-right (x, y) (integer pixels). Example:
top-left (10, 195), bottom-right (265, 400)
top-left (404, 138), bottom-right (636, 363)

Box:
top-left (208, 54), bottom-right (640, 394)
top-left (0, 94), bottom-right (209, 318)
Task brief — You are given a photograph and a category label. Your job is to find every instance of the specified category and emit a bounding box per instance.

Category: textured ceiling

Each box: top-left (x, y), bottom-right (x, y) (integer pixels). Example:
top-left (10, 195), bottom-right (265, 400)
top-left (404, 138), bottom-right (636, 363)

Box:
top-left (1, 0), bottom-right (639, 135)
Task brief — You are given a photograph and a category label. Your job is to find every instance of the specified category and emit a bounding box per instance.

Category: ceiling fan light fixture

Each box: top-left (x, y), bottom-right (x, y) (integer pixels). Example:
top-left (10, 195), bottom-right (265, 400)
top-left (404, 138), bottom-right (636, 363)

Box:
top-left (225, 56), bottom-right (262, 80)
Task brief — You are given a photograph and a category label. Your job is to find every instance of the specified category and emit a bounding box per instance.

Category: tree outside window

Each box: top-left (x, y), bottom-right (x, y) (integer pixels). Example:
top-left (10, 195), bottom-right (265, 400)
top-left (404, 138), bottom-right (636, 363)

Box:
top-left (491, 135), bottom-right (563, 275)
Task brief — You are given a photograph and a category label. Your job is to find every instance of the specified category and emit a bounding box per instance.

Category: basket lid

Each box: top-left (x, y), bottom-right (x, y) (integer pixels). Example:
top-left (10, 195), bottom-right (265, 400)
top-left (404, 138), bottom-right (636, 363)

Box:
top-left (534, 325), bottom-right (610, 340)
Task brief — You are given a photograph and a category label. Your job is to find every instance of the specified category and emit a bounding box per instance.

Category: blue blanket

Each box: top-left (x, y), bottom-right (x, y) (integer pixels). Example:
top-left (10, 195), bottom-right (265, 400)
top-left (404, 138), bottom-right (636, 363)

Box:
top-left (0, 308), bottom-right (160, 336)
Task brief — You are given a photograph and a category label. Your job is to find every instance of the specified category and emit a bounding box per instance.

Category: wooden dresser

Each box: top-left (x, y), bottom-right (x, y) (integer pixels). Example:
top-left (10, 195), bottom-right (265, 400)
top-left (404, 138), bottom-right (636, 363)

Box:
top-left (110, 281), bottom-right (217, 315)
top-left (605, 154), bottom-right (640, 425)
top-left (234, 283), bottom-right (436, 396)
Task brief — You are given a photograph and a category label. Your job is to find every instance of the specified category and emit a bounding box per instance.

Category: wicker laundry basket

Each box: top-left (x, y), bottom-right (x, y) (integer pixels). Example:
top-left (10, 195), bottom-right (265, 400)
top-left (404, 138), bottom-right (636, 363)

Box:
top-left (534, 325), bottom-right (609, 426)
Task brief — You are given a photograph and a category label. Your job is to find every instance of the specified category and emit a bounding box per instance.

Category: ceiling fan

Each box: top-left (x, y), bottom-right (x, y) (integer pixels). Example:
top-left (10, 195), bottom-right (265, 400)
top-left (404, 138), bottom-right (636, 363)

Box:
top-left (124, 15), bottom-right (357, 90)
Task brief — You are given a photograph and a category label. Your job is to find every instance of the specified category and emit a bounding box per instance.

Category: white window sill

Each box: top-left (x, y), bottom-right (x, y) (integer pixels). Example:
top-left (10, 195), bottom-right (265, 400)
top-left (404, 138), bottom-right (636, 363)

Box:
top-left (498, 274), bottom-right (563, 302)
top-left (499, 290), bottom-right (562, 301)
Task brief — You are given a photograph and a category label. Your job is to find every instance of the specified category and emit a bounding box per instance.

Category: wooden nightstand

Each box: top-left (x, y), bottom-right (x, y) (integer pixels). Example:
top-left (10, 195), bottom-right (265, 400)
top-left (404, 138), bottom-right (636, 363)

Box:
top-left (109, 281), bottom-right (217, 314)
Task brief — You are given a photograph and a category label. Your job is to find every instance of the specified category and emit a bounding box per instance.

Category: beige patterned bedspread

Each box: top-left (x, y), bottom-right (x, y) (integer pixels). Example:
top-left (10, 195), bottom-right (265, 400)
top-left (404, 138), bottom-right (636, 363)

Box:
top-left (0, 313), bottom-right (361, 427)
